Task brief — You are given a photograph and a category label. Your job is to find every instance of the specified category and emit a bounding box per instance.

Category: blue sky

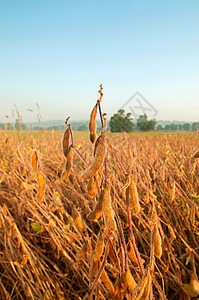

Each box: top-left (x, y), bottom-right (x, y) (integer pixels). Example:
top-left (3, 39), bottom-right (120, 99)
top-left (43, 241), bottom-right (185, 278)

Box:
top-left (0, 0), bottom-right (199, 123)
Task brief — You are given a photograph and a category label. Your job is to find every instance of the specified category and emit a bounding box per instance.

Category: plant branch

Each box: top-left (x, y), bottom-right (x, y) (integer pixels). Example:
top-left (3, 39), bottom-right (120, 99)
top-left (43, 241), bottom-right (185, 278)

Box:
top-left (104, 231), bottom-right (121, 277)
top-left (105, 136), bottom-right (127, 176)
top-left (97, 84), bottom-right (104, 128)
top-left (112, 203), bottom-right (128, 269)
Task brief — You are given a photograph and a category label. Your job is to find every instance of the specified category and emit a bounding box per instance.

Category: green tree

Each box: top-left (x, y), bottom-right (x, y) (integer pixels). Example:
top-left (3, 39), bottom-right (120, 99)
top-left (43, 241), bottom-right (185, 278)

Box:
top-left (170, 123), bottom-right (177, 130)
top-left (148, 119), bottom-right (157, 130)
top-left (78, 124), bottom-right (87, 131)
top-left (178, 124), bottom-right (182, 130)
top-left (136, 114), bottom-right (148, 131)
top-left (136, 114), bottom-right (156, 131)
top-left (191, 122), bottom-right (199, 131)
top-left (109, 109), bottom-right (134, 132)
top-left (165, 124), bottom-right (171, 130)
top-left (156, 124), bottom-right (163, 131)
top-left (182, 123), bottom-right (190, 131)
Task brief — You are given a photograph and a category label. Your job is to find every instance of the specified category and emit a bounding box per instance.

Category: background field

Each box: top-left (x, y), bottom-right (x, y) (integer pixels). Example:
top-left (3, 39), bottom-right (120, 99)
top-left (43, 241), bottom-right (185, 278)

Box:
top-left (0, 129), bottom-right (199, 299)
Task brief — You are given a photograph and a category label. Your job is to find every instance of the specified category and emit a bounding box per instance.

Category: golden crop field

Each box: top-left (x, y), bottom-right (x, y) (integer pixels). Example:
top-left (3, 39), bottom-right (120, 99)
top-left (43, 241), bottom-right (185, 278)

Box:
top-left (0, 121), bottom-right (199, 299)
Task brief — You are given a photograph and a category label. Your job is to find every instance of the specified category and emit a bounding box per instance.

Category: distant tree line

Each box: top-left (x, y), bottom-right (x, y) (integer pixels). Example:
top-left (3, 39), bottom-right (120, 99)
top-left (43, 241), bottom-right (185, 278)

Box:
top-left (156, 122), bottom-right (199, 131)
top-left (0, 114), bottom-right (199, 132)
top-left (109, 110), bottom-right (199, 132)
top-left (0, 119), bottom-right (89, 131)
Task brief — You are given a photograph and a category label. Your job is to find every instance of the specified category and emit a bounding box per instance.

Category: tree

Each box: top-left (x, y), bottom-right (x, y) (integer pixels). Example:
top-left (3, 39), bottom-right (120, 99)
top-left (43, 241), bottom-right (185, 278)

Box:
top-left (182, 123), bottom-right (190, 131)
top-left (109, 109), bottom-right (134, 132)
top-left (156, 124), bottom-right (163, 131)
top-left (136, 114), bottom-right (148, 131)
top-left (191, 122), bottom-right (199, 131)
top-left (178, 124), bottom-right (182, 130)
top-left (78, 124), bottom-right (87, 131)
top-left (148, 119), bottom-right (157, 131)
top-left (136, 114), bottom-right (156, 131)
top-left (170, 123), bottom-right (177, 131)
top-left (165, 124), bottom-right (171, 130)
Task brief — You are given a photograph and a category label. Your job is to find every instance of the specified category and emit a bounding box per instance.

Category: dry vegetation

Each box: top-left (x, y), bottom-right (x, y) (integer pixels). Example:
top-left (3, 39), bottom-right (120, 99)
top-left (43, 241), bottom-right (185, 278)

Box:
top-left (0, 87), bottom-right (199, 300)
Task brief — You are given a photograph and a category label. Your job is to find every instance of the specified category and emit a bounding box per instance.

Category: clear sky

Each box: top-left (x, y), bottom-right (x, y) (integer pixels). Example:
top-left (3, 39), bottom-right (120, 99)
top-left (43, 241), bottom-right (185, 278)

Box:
top-left (0, 0), bottom-right (199, 123)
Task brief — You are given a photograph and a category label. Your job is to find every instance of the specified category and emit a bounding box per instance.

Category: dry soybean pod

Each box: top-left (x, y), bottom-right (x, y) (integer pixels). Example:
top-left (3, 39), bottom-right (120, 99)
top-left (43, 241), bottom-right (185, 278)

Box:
top-left (89, 103), bottom-right (98, 143)
top-left (87, 177), bottom-right (95, 198)
top-left (107, 236), bottom-right (118, 267)
top-left (152, 222), bottom-right (162, 259)
top-left (126, 268), bottom-right (137, 293)
top-left (170, 182), bottom-right (175, 203)
top-left (131, 269), bottom-right (150, 300)
top-left (94, 173), bottom-right (101, 193)
top-left (104, 215), bottom-right (116, 233)
top-left (89, 258), bottom-right (99, 282)
top-left (102, 185), bottom-right (116, 233)
top-left (139, 270), bottom-right (151, 300)
top-left (37, 171), bottom-right (46, 203)
top-left (61, 145), bottom-right (73, 180)
top-left (168, 224), bottom-right (176, 243)
top-left (72, 206), bottom-right (85, 233)
top-left (62, 118), bottom-right (70, 157)
top-left (121, 268), bottom-right (137, 293)
top-left (82, 134), bottom-right (105, 180)
top-left (146, 169), bottom-right (152, 182)
top-left (31, 150), bottom-right (38, 180)
top-left (93, 231), bottom-right (104, 261)
top-left (140, 269), bottom-right (151, 300)
top-left (130, 178), bottom-right (140, 215)
top-left (127, 241), bottom-right (145, 265)
top-left (121, 269), bottom-right (128, 293)
top-left (87, 191), bottom-right (103, 221)
top-left (76, 244), bottom-right (87, 261)
top-left (101, 269), bottom-right (115, 295)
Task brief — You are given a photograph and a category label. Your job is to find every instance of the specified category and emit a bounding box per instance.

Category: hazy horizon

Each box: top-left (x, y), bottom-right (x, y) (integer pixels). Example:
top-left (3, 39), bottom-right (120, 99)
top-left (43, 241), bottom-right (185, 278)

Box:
top-left (1, 116), bottom-right (198, 126)
top-left (0, 1), bottom-right (199, 123)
